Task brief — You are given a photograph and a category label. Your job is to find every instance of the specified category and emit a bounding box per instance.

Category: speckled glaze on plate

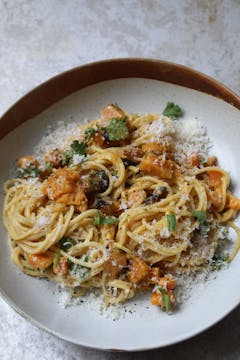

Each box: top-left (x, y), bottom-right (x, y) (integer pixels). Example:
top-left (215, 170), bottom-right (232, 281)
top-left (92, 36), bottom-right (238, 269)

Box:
top-left (0, 59), bottom-right (240, 351)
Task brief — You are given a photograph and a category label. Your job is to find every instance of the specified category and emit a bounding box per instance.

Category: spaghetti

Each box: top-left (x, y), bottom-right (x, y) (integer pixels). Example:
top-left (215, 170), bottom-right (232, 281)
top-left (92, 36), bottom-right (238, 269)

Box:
top-left (3, 103), bottom-right (240, 312)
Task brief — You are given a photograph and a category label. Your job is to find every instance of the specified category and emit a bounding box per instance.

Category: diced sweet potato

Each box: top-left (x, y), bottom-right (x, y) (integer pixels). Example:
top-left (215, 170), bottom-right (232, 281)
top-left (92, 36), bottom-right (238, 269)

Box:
top-left (53, 256), bottom-right (68, 276)
top-left (158, 275), bottom-right (175, 291)
top-left (140, 152), bottom-right (176, 179)
top-left (127, 256), bottom-right (150, 283)
top-left (101, 104), bottom-right (125, 121)
top-left (151, 291), bottom-right (162, 305)
top-left (142, 143), bottom-right (165, 155)
top-left (148, 267), bottom-right (160, 284)
top-left (207, 156), bottom-right (217, 166)
top-left (208, 170), bottom-right (222, 188)
top-left (103, 248), bottom-right (127, 280)
top-left (44, 149), bottom-right (62, 168)
top-left (42, 168), bottom-right (88, 210)
top-left (188, 153), bottom-right (200, 167)
top-left (128, 190), bottom-right (146, 208)
top-left (17, 155), bottom-right (39, 168)
top-left (28, 253), bottom-right (53, 270)
top-left (92, 131), bottom-right (106, 147)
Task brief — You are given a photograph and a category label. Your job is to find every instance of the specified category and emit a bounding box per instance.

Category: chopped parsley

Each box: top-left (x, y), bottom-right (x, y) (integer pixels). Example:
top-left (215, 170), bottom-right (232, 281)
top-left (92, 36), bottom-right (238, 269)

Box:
top-left (71, 263), bottom-right (91, 280)
top-left (153, 285), bottom-right (171, 312)
top-left (211, 254), bottom-right (229, 270)
top-left (62, 140), bottom-right (88, 165)
top-left (200, 156), bottom-right (207, 165)
top-left (17, 164), bottom-right (40, 178)
top-left (192, 210), bottom-right (206, 225)
top-left (166, 214), bottom-right (176, 232)
top-left (84, 128), bottom-right (96, 142)
top-left (163, 102), bottom-right (183, 120)
top-left (93, 211), bottom-right (118, 226)
top-left (104, 118), bottom-right (129, 141)
top-left (59, 237), bottom-right (77, 251)
top-left (43, 161), bottom-right (53, 172)
top-left (53, 251), bottom-right (61, 268)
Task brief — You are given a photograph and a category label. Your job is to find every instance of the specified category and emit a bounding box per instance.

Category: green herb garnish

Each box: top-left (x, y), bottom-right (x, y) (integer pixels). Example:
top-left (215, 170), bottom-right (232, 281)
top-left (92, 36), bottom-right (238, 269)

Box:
top-left (166, 214), bottom-right (176, 232)
top-left (93, 212), bottom-right (118, 226)
top-left (200, 156), bottom-right (207, 165)
top-left (53, 251), bottom-right (61, 268)
top-left (104, 118), bottom-right (129, 141)
top-left (17, 164), bottom-right (40, 178)
top-left (192, 210), bottom-right (206, 225)
top-left (59, 237), bottom-right (77, 251)
top-left (85, 128), bottom-right (96, 142)
top-left (163, 102), bottom-right (183, 120)
top-left (153, 285), bottom-right (171, 312)
top-left (62, 140), bottom-right (88, 165)
top-left (211, 254), bottom-right (229, 270)
top-left (71, 263), bottom-right (90, 280)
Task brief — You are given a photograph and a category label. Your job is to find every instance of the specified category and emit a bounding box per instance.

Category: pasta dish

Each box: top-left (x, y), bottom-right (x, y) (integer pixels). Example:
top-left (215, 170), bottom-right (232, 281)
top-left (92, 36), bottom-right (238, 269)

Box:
top-left (3, 103), bottom-right (240, 313)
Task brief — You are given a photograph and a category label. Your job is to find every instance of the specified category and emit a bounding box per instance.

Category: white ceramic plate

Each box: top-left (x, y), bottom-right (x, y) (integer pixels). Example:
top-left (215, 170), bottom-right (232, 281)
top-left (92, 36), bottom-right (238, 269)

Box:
top-left (1, 74), bottom-right (240, 351)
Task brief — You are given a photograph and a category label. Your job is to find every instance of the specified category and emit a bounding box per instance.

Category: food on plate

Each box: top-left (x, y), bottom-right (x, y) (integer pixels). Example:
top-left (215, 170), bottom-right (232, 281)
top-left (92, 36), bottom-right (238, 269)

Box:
top-left (3, 102), bottom-right (240, 313)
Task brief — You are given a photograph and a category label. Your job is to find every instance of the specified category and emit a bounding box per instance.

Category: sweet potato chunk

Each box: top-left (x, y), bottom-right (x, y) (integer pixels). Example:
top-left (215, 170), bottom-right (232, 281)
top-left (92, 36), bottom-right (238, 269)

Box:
top-left (127, 256), bottom-right (150, 283)
top-left (44, 149), bottom-right (62, 168)
top-left (17, 155), bottom-right (39, 168)
top-left (42, 168), bottom-right (88, 210)
top-left (101, 104), bottom-right (125, 121)
top-left (28, 253), bottom-right (53, 270)
top-left (53, 256), bottom-right (68, 276)
top-left (103, 248), bottom-right (127, 280)
top-left (142, 143), bottom-right (167, 155)
top-left (140, 152), bottom-right (176, 179)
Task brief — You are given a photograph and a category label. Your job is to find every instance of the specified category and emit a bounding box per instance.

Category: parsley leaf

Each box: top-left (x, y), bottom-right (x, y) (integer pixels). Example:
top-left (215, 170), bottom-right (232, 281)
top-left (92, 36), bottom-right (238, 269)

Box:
top-left (71, 263), bottom-right (91, 280)
top-left (192, 210), bottom-right (206, 224)
top-left (211, 254), bottom-right (229, 270)
top-left (104, 118), bottom-right (129, 141)
top-left (153, 285), bottom-right (171, 312)
top-left (59, 237), bottom-right (77, 251)
top-left (62, 140), bottom-right (88, 165)
top-left (200, 156), bottom-right (207, 165)
top-left (53, 251), bottom-right (61, 268)
top-left (93, 211), bottom-right (118, 226)
top-left (85, 128), bottom-right (96, 142)
top-left (166, 214), bottom-right (176, 232)
top-left (17, 164), bottom-right (40, 178)
top-left (163, 102), bottom-right (183, 120)
top-left (43, 161), bottom-right (53, 173)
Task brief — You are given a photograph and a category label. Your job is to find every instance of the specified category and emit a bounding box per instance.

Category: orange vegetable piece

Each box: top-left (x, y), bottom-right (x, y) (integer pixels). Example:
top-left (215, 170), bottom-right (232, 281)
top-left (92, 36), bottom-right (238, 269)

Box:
top-left (44, 149), bottom-right (62, 168)
top-left (208, 170), bottom-right (222, 188)
top-left (148, 267), bottom-right (160, 284)
top-left (207, 156), bottom-right (217, 166)
top-left (42, 168), bottom-right (88, 210)
top-left (127, 256), bottom-right (150, 283)
top-left (103, 248), bottom-right (127, 280)
top-left (128, 189), bottom-right (146, 208)
top-left (151, 291), bottom-right (162, 305)
top-left (101, 104), bottom-right (125, 121)
top-left (142, 143), bottom-right (165, 155)
top-left (158, 275), bottom-right (175, 291)
top-left (188, 153), bottom-right (200, 167)
top-left (140, 152), bottom-right (176, 179)
top-left (17, 155), bottom-right (39, 168)
top-left (28, 253), bottom-right (53, 270)
top-left (53, 256), bottom-right (68, 276)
